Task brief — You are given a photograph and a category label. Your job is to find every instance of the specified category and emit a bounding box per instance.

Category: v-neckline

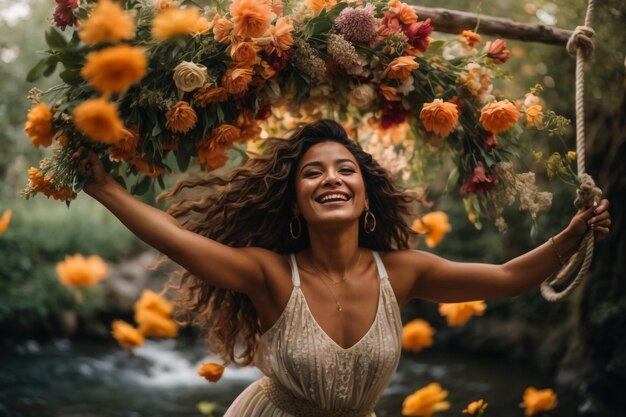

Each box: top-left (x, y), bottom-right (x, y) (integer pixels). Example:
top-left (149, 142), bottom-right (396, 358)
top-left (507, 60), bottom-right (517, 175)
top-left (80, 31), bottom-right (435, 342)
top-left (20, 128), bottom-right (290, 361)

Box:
top-left (296, 253), bottom-right (383, 351)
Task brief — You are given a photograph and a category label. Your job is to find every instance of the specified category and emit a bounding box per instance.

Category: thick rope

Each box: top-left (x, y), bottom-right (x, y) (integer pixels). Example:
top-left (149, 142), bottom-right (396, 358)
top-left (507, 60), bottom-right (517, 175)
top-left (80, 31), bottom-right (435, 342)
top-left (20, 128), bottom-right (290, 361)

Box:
top-left (540, 0), bottom-right (602, 302)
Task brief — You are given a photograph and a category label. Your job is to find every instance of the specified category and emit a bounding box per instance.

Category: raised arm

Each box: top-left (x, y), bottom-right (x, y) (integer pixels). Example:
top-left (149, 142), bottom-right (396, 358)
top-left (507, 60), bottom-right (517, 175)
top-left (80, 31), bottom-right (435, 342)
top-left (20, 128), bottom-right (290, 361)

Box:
top-left (407, 200), bottom-right (611, 303)
top-left (75, 151), bottom-right (268, 295)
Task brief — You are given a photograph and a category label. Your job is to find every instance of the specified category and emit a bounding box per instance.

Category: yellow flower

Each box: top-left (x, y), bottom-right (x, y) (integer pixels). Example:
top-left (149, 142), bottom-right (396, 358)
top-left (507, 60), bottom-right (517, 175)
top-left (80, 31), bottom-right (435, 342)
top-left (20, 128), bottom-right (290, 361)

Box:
top-left (81, 45), bottom-right (147, 94)
top-left (55, 254), bottom-right (109, 288)
top-left (402, 383), bottom-right (451, 417)
top-left (520, 387), bottom-right (558, 416)
top-left (79, 0), bottom-right (135, 45)
top-left (73, 98), bottom-right (126, 144)
top-left (438, 301), bottom-right (486, 326)
top-left (383, 56), bottom-right (419, 80)
top-left (525, 104), bottom-right (543, 127)
top-left (479, 100), bottom-right (520, 134)
top-left (463, 399), bottom-right (488, 415)
top-left (402, 319), bottom-right (435, 352)
top-left (24, 102), bottom-right (54, 148)
top-left (0, 210), bottom-right (12, 236)
top-left (135, 308), bottom-right (178, 338)
top-left (411, 211), bottom-right (451, 248)
top-left (230, 0), bottom-right (272, 39)
top-left (458, 30), bottom-right (481, 49)
top-left (111, 320), bottom-right (144, 349)
top-left (567, 151), bottom-right (576, 161)
top-left (166, 101), bottom-right (197, 133)
top-left (534, 150), bottom-right (543, 162)
top-left (134, 289), bottom-right (174, 318)
top-left (151, 7), bottom-right (201, 40)
top-left (420, 99), bottom-right (459, 137)
top-left (197, 362), bottom-right (225, 382)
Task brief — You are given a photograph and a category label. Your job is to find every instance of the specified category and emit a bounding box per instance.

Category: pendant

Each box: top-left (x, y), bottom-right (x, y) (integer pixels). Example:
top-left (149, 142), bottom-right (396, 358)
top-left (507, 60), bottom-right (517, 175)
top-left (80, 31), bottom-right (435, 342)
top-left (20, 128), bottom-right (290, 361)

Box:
top-left (336, 303), bottom-right (343, 312)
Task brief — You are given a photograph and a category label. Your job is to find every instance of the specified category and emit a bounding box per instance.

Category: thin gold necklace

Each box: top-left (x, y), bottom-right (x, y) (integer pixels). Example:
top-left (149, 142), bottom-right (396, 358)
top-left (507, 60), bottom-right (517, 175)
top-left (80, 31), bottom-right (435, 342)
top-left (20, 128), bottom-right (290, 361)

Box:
top-left (308, 251), bottom-right (362, 312)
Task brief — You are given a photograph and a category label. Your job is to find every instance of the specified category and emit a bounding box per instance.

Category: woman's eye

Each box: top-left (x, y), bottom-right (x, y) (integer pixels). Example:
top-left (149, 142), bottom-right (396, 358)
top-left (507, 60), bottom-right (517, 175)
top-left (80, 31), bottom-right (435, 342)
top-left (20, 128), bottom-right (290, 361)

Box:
top-left (340, 168), bottom-right (355, 174)
top-left (304, 171), bottom-right (321, 177)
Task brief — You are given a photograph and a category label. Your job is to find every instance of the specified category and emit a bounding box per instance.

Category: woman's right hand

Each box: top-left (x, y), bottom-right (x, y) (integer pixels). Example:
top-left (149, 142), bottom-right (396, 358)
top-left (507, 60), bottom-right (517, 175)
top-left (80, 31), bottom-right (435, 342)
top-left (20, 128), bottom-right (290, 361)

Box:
top-left (71, 148), bottom-right (111, 195)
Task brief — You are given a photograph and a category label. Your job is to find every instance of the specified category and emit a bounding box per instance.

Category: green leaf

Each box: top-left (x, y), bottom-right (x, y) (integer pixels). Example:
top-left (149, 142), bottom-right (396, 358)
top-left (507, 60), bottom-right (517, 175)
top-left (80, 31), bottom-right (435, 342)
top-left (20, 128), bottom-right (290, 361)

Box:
top-left (131, 175), bottom-right (152, 195)
top-left (43, 58), bottom-right (59, 77)
top-left (59, 69), bottom-right (83, 85)
top-left (175, 150), bottom-right (190, 171)
top-left (428, 40), bottom-right (445, 52)
top-left (445, 167), bottom-right (459, 193)
top-left (151, 123), bottom-right (162, 137)
top-left (112, 175), bottom-right (127, 190)
top-left (26, 59), bottom-right (48, 82)
top-left (45, 27), bottom-right (68, 50)
top-left (157, 175), bottom-right (165, 190)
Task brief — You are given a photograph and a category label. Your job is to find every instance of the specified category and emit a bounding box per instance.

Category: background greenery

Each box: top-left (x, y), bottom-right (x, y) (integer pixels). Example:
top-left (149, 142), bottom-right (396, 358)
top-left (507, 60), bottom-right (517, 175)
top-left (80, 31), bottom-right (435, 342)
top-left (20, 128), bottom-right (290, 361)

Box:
top-left (0, 0), bottom-right (624, 414)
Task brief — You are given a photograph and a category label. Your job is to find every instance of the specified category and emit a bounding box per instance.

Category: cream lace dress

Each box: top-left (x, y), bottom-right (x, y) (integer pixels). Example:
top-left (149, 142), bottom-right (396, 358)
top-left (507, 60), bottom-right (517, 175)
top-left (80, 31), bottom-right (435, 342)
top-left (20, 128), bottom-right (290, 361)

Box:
top-left (223, 251), bottom-right (403, 417)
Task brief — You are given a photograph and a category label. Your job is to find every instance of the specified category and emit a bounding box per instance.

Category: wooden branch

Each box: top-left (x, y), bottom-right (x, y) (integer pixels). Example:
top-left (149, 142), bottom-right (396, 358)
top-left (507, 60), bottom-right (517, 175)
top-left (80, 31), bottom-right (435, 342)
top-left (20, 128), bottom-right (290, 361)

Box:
top-left (413, 6), bottom-right (573, 45)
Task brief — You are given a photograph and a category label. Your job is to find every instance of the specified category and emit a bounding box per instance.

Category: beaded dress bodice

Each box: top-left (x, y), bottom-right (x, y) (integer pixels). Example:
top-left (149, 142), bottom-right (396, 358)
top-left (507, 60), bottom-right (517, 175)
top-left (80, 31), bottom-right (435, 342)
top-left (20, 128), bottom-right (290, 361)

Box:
top-left (226, 251), bottom-right (402, 416)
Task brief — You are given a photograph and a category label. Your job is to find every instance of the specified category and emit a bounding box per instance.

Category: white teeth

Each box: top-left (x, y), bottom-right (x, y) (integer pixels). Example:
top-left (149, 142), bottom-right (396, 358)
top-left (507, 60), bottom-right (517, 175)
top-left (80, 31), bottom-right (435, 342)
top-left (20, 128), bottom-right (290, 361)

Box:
top-left (319, 193), bottom-right (349, 203)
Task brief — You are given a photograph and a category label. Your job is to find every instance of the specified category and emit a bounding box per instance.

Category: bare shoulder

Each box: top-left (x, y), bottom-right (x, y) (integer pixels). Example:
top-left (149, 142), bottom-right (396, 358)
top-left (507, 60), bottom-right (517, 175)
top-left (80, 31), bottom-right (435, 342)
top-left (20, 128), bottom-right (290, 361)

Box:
top-left (379, 250), bottom-right (431, 308)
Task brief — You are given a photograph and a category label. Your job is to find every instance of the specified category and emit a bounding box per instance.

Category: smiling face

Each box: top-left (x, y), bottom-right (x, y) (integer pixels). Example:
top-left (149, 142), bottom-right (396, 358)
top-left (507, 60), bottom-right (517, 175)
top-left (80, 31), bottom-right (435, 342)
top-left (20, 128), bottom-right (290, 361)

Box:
top-left (294, 141), bottom-right (367, 227)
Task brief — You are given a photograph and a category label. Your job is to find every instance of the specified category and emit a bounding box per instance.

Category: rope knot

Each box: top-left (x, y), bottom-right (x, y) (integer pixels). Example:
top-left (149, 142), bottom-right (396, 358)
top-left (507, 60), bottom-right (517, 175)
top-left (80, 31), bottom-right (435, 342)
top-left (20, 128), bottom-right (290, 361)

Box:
top-left (566, 25), bottom-right (595, 61)
top-left (574, 173), bottom-right (602, 210)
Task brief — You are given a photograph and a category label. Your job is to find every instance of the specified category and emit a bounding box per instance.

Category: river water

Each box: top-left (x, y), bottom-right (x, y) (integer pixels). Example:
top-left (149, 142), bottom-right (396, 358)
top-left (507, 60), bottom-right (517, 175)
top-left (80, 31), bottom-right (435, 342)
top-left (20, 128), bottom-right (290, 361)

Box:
top-left (0, 338), bottom-right (577, 417)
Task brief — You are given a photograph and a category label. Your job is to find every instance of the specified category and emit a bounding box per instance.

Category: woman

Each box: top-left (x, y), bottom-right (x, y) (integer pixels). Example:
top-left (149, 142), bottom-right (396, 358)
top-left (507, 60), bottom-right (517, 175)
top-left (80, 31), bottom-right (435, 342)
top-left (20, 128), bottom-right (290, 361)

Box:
top-left (76, 120), bottom-right (610, 416)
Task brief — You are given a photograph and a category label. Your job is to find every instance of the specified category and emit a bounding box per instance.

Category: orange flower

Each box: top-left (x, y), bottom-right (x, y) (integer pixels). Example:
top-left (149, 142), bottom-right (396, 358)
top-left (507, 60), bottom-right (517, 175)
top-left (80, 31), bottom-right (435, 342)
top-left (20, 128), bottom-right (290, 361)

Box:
top-left (81, 45), bottom-right (147, 94)
top-left (151, 7), bottom-right (201, 40)
top-left (135, 289), bottom-right (174, 317)
top-left (197, 362), bottom-right (225, 382)
top-left (56, 254), bottom-right (109, 288)
top-left (380, 85), bottom-right (401, 101)
top-left (308, 0), bottom-right (336, 14)
top-left (193, 86), bottom-right (228, 107)
top-left (402, 383), bottom-right (451, 417)
top-left (222, 67), bottom-right (254, 95)
top-left (211, 123), bottom-right (241, 147)
top-left (24, 102), bottom-right (54, 148)
top-left (397, 3), bottom-right (418, 24)
top-left (154, 0), bottom-right (174, 10)
top-left (0, 210), bottom-right (12, 236)
top-left (402, 319), bottom-right (435, 352)
top-left (109, 128), bottom-right (141, 161)
top-left (525, 104), bottom-right (543, 127)
top-left (383, 56), bottom-right (419, 80)
top-left (135, 308), bottom-right (178, 337)
top-left (213, 16), bottom-right (233, 43)
top-left (79, 0), bottom-right (135, 45)
top-left (230, 0), bottom-right (272, 39)
top-left (485, 39), bottom-right (512, 64)
top-left (192, 16), bottom-right (211, 34)
top-left (479, 100), bottom-right (520, 134)
top-left (230, 41), bottom-right (259, 65)
top-left (411, 211), bottom-right (451, 248)
top-left (73, 98), bottom-right (125, 144)
top-left (111, 320), bottom-right (144, 349)
top-left (463, 399), bottom-right (488, 415)
top-left (166, 101), bottom-right (197, 133)
top-left (259, 60), bottom-right (277, 80)
top-left (257, 16), bottom-right (294, 53)
top-left (458, 30), bottom-right (481, 49)
top-left (567, 151), bottom-right (576, 161)
top-left (420, 99), bottom-right (459, 137)
top-left (438, 301), bottom-right (486, 326)
top-left (197, 142), bottom-right (229, 170)
top-left (26, 167), bottom-right (76, 202)
top-left (271, 0), bottom-right (284, 16)
top-left (520, 387), bottom-right (558, 416)
top-left (129, 156), bottom-right (166, 178)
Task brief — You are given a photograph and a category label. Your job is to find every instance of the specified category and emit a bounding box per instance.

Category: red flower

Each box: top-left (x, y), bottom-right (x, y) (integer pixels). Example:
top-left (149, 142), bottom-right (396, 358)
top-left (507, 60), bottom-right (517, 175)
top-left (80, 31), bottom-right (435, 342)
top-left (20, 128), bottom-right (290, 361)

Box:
top-left (53, 0), bottom-right (79, 30)
top-left (460, 162), bottom-right (498, 194)
top-left (380, 101), bottom-right (408, 129)
top-left (255, 100), bottom-right (272, 120)
top-left (404, 19), bottom-right (433, 53)
top-left (485, 39), bottom-right (512, 64)
top-left (266, 48), bottom-right (294, 71)
top-left (377, 12), bottom-right (402, 38)
top-left (483, 133), bottom-right (498, 151)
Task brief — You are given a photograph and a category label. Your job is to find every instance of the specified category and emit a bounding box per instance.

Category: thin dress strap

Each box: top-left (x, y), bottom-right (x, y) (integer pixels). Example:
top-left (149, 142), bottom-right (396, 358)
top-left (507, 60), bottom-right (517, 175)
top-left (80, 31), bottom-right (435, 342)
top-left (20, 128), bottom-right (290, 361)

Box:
top-left (288, 254), bottom-right (301, 287)
top-left (371, 251), bottom-right (389, 280)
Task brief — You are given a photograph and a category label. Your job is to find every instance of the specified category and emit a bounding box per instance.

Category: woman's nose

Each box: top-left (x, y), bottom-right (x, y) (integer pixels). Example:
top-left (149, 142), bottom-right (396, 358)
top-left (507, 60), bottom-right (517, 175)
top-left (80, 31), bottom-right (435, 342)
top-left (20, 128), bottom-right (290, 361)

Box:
top-left (322, 170), bottom-right (342, 186)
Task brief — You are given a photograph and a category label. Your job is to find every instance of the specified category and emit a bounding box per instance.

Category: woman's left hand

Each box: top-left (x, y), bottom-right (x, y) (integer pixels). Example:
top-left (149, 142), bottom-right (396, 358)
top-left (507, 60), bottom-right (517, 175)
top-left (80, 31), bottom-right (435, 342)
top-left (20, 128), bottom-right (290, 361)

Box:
top-left (566, 198), bottom-right (611, 241)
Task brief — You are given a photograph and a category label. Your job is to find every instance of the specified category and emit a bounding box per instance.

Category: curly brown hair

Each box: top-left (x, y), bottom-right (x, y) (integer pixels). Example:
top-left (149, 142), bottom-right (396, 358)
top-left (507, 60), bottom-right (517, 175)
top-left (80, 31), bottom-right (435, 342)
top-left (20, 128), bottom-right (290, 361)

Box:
top-left (160, 119), bottom-right (417, 365)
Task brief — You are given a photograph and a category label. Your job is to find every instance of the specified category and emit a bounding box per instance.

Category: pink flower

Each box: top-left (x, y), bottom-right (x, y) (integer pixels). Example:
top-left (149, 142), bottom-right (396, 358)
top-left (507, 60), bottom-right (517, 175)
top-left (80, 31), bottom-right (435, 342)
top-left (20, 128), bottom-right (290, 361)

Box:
top-left (485, 39), bottom-right (512, 64)
top-left (53, 0), bottom-right (79, 30)
top-left (377, 11), bottom-right (402, 38)
top-left (460, 162), bottom-right (498, 194)
top-left (483, 132), bottom-right (498, 151)
top-left (255, 100), bottom-right (272, 120)
top-left (335, 5), bottom-right (377, 44)
top-left (404, 18), bottom-right (433, 53)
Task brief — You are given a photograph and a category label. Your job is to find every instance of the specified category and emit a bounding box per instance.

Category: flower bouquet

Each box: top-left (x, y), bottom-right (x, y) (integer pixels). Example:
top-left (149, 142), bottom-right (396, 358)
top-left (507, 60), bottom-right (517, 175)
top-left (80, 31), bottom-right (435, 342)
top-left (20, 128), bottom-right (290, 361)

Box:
top-left (23, 0), bottom-right (575, 232)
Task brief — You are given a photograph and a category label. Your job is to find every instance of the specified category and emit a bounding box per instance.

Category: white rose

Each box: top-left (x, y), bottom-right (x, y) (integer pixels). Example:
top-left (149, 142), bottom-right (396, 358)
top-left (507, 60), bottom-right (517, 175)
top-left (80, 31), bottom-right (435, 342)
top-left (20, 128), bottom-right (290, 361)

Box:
top-left (348, 84), bottom-right (375, 110)
top-left (173, 61), bottom-right (209, 92)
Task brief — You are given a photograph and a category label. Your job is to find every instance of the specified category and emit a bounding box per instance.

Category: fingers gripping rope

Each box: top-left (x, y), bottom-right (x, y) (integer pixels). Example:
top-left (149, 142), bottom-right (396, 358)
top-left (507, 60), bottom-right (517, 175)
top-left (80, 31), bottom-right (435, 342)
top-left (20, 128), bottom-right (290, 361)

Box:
top-left (541, 0), bottom-right (603, 302)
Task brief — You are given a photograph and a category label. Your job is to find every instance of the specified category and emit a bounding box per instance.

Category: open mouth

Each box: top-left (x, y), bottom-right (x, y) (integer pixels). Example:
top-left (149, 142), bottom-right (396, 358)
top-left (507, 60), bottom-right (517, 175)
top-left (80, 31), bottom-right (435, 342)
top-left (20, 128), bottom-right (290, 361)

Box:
top-left (315, 192), bottom-right (351, 204)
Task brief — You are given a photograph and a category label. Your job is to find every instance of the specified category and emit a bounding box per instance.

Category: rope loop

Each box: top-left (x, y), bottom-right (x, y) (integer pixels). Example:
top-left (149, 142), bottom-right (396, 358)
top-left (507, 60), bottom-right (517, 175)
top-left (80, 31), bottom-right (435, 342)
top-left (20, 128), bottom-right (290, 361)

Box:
top-left (574, 173), bottom-right (602, 210)
top-left (566, 25), bottom-right (596, 61)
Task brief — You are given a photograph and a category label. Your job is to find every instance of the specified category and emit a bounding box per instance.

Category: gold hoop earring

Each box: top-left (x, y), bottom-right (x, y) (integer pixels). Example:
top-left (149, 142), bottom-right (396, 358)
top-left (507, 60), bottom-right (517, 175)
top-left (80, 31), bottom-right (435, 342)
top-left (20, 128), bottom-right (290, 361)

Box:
top-left (364, 209), bottom-right (376, 234)
top-left (289, 215), bottom-right (302, 239)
